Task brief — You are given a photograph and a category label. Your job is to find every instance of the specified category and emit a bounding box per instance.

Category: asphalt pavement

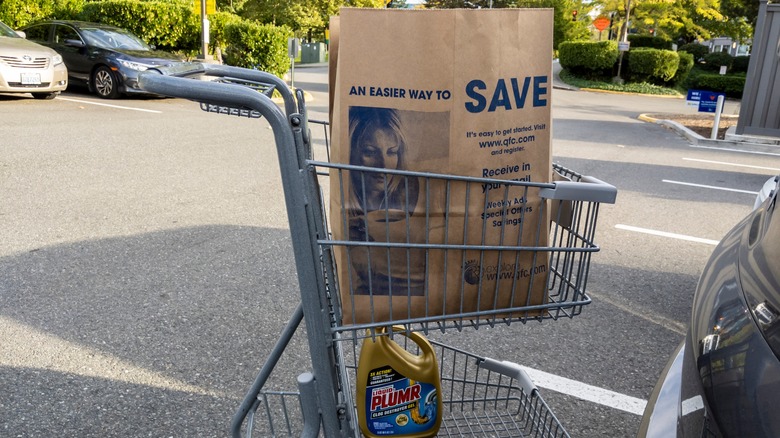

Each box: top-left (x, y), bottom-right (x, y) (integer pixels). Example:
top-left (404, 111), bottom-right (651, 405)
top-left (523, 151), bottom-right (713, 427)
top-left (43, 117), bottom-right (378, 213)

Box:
top-left (2, 64), bottom-right (779, 437)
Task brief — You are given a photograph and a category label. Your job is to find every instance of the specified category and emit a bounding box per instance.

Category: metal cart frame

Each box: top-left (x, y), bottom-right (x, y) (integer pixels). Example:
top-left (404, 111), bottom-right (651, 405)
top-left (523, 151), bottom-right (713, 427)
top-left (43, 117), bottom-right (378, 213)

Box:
top-left (138, 63), bottom-right (617, 438)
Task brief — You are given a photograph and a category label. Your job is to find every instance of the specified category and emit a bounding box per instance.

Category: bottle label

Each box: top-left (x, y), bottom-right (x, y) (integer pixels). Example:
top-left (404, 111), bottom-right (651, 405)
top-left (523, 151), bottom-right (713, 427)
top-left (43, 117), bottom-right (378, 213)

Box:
top-left (365, 365), bottom-right (438, 436)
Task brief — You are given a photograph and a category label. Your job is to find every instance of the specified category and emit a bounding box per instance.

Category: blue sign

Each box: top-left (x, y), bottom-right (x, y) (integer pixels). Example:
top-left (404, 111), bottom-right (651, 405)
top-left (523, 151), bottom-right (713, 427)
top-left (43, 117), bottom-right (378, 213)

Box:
top-left (686, 89), bottom-right (725, 113)
top-left (686, 89), bottom-right (704, 101)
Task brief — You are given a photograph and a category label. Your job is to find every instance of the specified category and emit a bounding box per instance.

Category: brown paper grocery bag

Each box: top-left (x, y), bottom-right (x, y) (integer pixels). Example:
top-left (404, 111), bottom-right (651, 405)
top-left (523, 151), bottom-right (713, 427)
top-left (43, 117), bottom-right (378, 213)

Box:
top-left (330, 8), bottom-right (553, 325)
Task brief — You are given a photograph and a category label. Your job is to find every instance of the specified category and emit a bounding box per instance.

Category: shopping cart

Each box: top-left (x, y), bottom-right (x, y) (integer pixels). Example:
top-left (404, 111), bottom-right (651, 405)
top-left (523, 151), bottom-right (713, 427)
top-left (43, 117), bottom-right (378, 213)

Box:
top-left (138, 63), bottom-right (617, 438)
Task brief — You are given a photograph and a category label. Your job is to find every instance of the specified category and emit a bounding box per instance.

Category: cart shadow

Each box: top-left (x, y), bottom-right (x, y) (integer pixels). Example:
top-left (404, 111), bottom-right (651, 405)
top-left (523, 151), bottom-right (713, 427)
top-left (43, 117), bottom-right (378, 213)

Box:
top-left (0, 225), bottom-right (316, 435)
top-left (0, 224), bottom-right (693, 438)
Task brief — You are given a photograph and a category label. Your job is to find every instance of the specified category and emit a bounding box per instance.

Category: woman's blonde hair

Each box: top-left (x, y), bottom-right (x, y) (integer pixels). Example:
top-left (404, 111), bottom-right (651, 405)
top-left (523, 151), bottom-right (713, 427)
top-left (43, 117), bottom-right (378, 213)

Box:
top-left (348, 107), bottom-right (413, 213)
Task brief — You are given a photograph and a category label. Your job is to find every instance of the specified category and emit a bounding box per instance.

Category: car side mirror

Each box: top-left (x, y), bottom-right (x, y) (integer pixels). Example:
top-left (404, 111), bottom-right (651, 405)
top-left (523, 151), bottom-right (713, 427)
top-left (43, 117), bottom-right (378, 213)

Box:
top-left (64, 39), bottom-right (85, 48)
top-left (15, 30), bottom-right (26, 38)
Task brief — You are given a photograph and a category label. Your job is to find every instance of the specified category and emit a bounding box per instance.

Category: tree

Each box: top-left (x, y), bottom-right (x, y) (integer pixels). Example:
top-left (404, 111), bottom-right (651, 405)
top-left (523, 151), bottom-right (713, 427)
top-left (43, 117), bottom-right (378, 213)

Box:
top-left (720, 0), bottom-right (760, 26)
top-left (240, 0), bottom-right (289, 25)
top-left (216, 0), bottom-right (250, 14)
top-left (423, 0), bottom-right (591, 49)
top-left (240, 0), bottom-right (384, 38)
top-left (387, 0), bottom-right (409, 8)
top-left (424, 0), bottom-right (519, 8)
top-left (592, 0), bottom-right (749, 42)
top-left (712, 0), bottom-right (757, 43)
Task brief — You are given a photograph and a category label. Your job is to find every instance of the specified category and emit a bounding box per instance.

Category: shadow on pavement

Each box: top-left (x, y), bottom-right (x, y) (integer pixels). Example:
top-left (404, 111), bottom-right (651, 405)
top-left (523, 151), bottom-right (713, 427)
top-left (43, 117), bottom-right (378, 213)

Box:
top-left (0, 225), bottom-right (315, 436)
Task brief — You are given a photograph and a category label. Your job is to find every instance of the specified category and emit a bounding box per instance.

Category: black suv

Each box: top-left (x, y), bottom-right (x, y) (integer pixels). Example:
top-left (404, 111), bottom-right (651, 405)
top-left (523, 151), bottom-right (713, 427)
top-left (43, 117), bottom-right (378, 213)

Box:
top-left (22, 20), bottom-right (182, 98)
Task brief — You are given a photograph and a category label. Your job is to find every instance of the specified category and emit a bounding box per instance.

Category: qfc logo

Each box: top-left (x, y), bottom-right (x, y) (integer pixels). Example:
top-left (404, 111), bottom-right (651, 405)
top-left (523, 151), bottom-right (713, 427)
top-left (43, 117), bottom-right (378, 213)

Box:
top-left (463, 260), bottom-right (481, 285)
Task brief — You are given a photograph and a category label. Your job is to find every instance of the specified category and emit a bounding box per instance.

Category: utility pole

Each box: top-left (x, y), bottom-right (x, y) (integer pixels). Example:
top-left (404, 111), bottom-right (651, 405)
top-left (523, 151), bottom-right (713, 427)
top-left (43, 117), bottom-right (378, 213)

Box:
top-left (613, 0), bottom-right (632, 84)
top-left (198, 0), bottom-right (212, 61)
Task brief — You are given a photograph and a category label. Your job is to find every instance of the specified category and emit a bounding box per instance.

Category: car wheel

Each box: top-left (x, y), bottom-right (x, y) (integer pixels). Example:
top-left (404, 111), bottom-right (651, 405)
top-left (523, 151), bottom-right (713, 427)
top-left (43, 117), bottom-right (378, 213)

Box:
top-left (93, 66), bottom-right (119, 99)
top-left (32, 92), bottom-right (59, 100)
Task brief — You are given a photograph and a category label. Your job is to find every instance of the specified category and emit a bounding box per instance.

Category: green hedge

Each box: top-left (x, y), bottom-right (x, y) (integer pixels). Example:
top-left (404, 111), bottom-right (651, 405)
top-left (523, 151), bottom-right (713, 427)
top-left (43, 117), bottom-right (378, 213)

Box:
top-left (628, 35), bottom-right (672, 50)
top-left (207, 11), bottom-right (242, 58)
top-left (732, 55), bottom-right (751, 73)
top-left (690, 73), bottom-right (745, 98)
top-left (701, 52), bottom-right (734, 72)
top-left (628, 48), bottom-right (679, 83)
top-left (78, 0), bottom-right (199, 55)
top-left (678, 43), bottom-right (709, 62)
top-left (222, 20), bottom-right (292, 78)
top-left (558, 41), bottom-right (618, 77)
top-left (673, 51), bottom-right (694, 85)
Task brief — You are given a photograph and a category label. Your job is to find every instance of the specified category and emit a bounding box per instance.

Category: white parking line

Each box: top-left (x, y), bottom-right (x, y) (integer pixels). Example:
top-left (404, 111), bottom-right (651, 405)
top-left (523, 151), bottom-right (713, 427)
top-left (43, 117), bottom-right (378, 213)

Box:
top-left (682, 395), bottom-right (704, 416)
top-left (690, 144), bottom-right (780, 157)
top-left (616, 224), bottom-right (720, 246)
top-left (59, 97), bottom-right (162, 113)
top-left (663, 179), bottom-right (759, 195)
top-left (683, 157), bottom-right (780, 172)
top-left (521, 365), bottom-right (648, 415)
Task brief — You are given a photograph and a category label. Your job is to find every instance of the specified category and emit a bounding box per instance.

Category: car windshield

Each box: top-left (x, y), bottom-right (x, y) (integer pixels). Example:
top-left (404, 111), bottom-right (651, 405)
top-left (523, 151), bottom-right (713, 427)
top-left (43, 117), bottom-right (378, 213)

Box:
top-left (80, 27), bottom-right (150, 51)
top-left (0, 21), bottom-right (21, 38)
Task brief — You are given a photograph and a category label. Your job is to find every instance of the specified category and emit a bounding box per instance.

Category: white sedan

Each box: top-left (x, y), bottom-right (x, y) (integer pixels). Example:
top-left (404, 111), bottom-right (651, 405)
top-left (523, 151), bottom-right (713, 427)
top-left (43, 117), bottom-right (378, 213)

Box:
top-left (0, 20), bottom-right (67, 99)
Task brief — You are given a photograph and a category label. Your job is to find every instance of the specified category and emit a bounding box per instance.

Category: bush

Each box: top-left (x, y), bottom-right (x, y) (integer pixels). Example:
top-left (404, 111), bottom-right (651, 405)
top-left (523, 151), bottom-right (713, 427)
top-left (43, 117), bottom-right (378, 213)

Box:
top-left (673, 51), bottom-right (694, 85)
top-left (690, 73), bottom-right (746, 98)
top-left (0, 0), bottom-right (83, 27)
top-left (628, 35), bottom-right (673, 50)
top-left (628, 48), bottom-right (679, 83)
top-left (678, 43), bottom-right (709, 62)
top-left (732, 55), bottom-right (751, 73)
top-left (208, 11), bottom-right (242, 58)
top-left (559, 41), bottom-right (618, 78)
top-left (222, 21), bottom-right (292, 78)
top-left (701, 51), bottom-right (733, 72)
top-left (78, 0), bottom-right (199, 55)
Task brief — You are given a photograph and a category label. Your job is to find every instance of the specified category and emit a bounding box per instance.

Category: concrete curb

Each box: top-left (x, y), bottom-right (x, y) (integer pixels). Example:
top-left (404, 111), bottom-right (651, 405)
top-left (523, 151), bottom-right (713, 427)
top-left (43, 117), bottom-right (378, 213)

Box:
top-left (639, 113), bottom-right (780, 155)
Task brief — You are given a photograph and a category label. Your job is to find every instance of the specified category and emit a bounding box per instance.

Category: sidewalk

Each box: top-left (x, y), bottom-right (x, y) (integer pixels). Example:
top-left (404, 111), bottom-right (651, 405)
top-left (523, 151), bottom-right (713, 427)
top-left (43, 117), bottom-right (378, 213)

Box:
top-left (640, 113), bottom-right (780, 154)
top-left (552, 60), bottom-right (578, 91)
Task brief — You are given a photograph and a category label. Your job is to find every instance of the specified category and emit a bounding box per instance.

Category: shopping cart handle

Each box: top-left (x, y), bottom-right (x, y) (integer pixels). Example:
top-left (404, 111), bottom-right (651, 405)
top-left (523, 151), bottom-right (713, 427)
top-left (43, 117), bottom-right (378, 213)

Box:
top-left (139, 62), bottom-right (297, 116)
top-left (140, 68), bottom-right (287, 119)
top-left (478, 358), bottom-right (537, 395)
top-left (540, 177), bottom-right (617, 204)
top-left (145, 61), bottom-right (208, 78)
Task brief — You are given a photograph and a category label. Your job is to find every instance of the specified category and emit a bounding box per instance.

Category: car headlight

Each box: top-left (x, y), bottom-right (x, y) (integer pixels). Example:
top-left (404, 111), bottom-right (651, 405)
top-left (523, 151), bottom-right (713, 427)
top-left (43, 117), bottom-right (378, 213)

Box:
top-left (52, 54), bottom-right (63, 66)
top-left (118, 59), bottom-right (153, 71)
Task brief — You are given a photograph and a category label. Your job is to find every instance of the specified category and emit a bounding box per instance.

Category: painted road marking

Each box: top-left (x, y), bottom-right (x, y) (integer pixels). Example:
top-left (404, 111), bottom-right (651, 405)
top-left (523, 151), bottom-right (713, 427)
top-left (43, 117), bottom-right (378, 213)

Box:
top-left (521, 365), bottom-right (648, 415)
top-left (683, 157), bottom-right (780, 173)
top-left (691, 144), bottom-right (780, 157)
top-left (616, 224), bottom-right (720, 246)
top-left (59, 97), bottom-right (162, 113)
top-left (663, 179), bottom-right (759, 195)
top-left (590, 290), bottom-right (687, 335)
top-left (682, 395), bottom-right (704, 416)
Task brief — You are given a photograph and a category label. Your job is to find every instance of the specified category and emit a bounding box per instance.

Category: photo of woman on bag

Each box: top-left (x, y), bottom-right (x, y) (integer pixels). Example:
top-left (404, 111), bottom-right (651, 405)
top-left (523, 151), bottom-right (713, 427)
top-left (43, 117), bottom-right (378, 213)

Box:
top-left (348, 106), bottom-right (419, 214)
top-left (347, 106), bottom-right (425, 296)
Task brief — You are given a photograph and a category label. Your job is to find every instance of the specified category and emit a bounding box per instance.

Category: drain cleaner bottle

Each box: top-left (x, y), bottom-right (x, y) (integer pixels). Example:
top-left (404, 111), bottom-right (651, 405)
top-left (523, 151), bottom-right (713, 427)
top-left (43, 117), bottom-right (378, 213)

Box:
top-left (357, 326), bottom-right (442, 437)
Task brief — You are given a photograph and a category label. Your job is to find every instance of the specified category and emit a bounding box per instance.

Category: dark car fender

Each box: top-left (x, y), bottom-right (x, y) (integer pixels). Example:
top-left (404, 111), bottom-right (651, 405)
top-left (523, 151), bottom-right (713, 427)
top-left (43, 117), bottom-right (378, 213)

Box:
top-left (637, 336), bottom-right (722, 438)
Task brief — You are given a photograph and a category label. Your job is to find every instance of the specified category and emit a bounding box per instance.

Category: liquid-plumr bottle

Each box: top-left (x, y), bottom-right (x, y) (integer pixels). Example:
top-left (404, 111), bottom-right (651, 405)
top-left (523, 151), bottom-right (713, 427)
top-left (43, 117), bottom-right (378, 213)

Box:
top-left (356, 326), bottom-right (442, 437)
